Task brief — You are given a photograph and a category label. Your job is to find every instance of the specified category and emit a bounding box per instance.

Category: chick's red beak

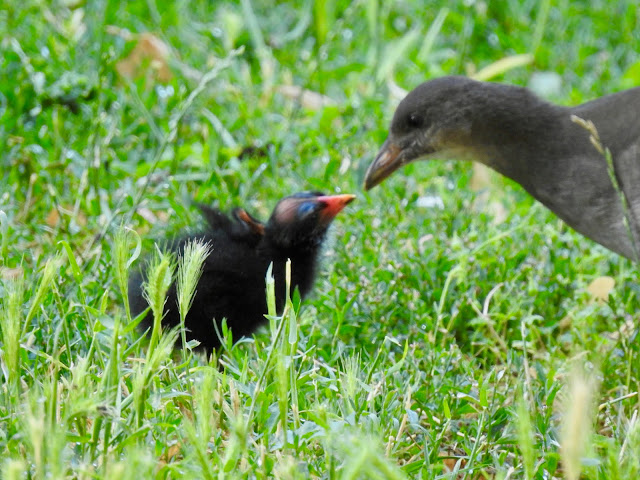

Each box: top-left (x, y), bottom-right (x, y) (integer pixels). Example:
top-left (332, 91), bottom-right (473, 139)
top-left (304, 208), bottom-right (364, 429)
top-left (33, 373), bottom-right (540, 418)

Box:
top-left (317, 194), bottom-right (356, 220)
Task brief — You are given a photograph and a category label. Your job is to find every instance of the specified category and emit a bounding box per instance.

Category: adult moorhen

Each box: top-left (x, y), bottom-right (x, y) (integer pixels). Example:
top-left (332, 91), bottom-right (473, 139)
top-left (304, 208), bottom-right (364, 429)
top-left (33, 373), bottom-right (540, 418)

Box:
top-left (129, 192), bottom-right (355, 353)
top-left (364, 76), bottom-right (640, 260)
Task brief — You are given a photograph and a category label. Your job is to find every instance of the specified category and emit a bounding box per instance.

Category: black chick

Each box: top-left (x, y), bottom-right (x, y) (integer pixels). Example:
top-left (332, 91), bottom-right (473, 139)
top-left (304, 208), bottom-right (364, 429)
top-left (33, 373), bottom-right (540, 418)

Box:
top-left (129, 192), bottom-right (355, 354)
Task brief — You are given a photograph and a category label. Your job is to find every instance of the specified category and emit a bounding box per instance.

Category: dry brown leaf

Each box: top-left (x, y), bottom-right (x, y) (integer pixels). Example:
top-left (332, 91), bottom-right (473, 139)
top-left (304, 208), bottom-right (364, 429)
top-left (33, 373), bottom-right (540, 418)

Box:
top-left (587, 276), bottom-right (615, 302)
top-left (470, 163), bottom-right (493, 191)
top-left (1, 266), bottom-right (24, 280)
top-left (276, 85), bottom-right (336, 110)
top-left (160, 443), bottom-right (181, 464)
top-left (604, 316), bottom-right (636, 343)
top-left (616, 317), bottom-right (636, 338)
top-left (116, 32), bottom-right (172, 83)
top-left (63, 204), bottom-right (87, 227)
top-left (387, 78), bottom-right (408, 101)
top-left (488, 201), bottom-right (507, 225)
top-left (8, 135), bottom-right (24, 146)
top-left (418, 234), bottom-right (434, 254)
top-left (559, 315), bottom-right (572, 330)
top-left (46, 208), bottom-right (60, 227)
top-left (441, 456), bottom-right (458, 472)
top-left (74, 210), bottom-right (88, 227)
top-left (470, 54), bottom-right (534, 82)
top-left (136, 207), bottom-right (158, 225)
top-left (440, 452), bottom-right (467, 474)
top-left (470, 163), bottom-right (504, 223)
top-left (177, 401), bottom-right (194, 421)
top-left (105, 25), bottom-right (135, 41)
top-left (156, 210), bottom-right (170, 222)
top-left (47, 206), bottom-right (87, 227)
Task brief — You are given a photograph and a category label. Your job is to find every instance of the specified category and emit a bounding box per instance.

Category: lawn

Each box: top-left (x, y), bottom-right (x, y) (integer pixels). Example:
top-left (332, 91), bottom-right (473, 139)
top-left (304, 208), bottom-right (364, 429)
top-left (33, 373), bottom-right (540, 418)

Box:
top-left (1, 0), bottom-right (639, 478)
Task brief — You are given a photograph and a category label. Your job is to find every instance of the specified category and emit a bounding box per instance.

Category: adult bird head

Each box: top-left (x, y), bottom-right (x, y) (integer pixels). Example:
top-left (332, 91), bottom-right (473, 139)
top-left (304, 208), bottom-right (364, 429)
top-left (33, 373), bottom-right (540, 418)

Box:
top-left (265, 192), bottom-right (356, 250)
top-left (363, 75), bottom-right (640, 260)
top-left (364, 76), bottom-right (481, 190)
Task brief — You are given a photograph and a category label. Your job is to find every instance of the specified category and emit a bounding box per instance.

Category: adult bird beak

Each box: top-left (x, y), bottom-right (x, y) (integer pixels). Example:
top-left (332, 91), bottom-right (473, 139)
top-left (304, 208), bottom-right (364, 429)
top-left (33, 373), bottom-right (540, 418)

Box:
top-left (363, 138), bottom-right (404, 190)
top-left (317, 194), bottom-right (356, 220)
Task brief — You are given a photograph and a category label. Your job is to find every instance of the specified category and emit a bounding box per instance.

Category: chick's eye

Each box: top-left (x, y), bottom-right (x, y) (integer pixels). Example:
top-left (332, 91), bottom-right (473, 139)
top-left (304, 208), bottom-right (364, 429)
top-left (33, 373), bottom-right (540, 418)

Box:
top-left (297, 202), bottom-right (316, 218)
top-left (407, 113), bottom-right (423, 128)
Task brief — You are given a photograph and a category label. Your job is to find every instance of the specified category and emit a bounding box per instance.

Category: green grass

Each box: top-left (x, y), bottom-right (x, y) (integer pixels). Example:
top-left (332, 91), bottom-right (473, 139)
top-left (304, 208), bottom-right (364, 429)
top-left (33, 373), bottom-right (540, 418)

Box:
top-left (2, 0), bottom-right (640, 478)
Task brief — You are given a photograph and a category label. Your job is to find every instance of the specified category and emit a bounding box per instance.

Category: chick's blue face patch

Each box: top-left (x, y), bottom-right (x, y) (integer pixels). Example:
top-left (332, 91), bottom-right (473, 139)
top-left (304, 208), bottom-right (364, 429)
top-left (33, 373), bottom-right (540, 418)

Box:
top-left (296, 202), bottom-right (317, 218)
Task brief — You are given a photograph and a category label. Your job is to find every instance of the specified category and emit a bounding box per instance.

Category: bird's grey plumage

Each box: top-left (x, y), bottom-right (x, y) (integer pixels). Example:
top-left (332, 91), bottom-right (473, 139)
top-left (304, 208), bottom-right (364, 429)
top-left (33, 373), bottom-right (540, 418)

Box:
top-left (364, 76), bottom-right (640, 261)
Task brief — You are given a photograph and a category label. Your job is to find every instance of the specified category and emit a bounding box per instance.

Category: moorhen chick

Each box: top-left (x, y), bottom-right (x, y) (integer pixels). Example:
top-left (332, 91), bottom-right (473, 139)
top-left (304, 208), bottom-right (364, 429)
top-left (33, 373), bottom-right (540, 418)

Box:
top-left (129, 192), bottom-right (355, 353)
top-left (364, 76), bottom-right (640, 260)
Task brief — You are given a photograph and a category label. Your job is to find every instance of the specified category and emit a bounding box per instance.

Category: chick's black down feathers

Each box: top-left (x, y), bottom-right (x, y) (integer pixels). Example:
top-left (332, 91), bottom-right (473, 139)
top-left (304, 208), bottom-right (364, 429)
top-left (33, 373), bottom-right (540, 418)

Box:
top-left (129, 192), bottom-right (355, 353)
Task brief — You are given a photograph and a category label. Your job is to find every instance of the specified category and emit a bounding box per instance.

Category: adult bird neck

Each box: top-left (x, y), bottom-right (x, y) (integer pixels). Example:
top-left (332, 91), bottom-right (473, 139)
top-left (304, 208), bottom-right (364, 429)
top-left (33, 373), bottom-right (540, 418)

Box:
top-left (466, 85), bottom-right (640, 260)
top-left (464, 85), bottom-right (581, 191)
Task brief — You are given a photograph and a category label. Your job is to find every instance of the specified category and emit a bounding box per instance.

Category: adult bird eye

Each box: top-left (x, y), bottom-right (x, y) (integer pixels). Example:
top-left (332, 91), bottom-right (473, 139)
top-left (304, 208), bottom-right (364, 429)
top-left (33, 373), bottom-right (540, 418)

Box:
top-left (407, 113), bottom-right (423, 128)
